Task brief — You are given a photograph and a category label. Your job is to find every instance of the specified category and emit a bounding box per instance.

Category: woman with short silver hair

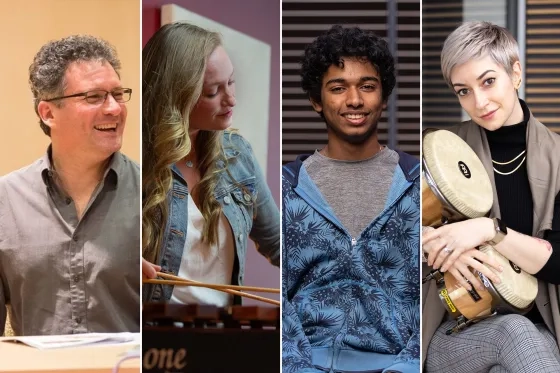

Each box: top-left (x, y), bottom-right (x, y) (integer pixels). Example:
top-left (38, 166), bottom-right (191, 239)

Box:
top-left (422, 21), bottom-right (560, 373)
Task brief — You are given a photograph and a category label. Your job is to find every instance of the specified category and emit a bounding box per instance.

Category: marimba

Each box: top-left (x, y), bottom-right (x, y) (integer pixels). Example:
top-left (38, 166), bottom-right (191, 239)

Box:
top-left (142, 303), bottom-right (280, 373)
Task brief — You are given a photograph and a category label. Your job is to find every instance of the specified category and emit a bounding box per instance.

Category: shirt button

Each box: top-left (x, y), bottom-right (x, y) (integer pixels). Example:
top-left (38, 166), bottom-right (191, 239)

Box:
top-left (65, 198), bottom-right (72, 205)
top-left (75, 317), bottom-right (82, 324)
top-left (351, 238), bottom-right (357, 246)
top-left (73, 236), bottom-right (78, 242)
top-left (238, 234), bottom-right (243, 241)
top-left (224, 196), bottom-right (231, 204)
top-left (243, 193), bottom-right (251, 202)
top-left (73, 275), bottom-right (80, 282)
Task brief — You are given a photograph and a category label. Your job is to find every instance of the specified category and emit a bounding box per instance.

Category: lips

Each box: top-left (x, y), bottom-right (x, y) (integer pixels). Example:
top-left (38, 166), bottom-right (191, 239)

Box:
top-left (218, 110), bottom-right (233, 117)
top-left (342, 112), bottom-right (368, 125)
top-left (344, 113), bottom-right (366, 119)
top-left (94, 123), bottom-right (118, 132)
top-left (480, 109), bottom-right (497, 120)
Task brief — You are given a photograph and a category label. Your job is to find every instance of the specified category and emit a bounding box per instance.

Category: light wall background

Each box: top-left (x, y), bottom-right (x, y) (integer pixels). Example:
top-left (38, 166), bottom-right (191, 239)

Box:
top-left (162, 4), bottom-right (271, 176)
top-left (0, 0), bottom-right (140, 176)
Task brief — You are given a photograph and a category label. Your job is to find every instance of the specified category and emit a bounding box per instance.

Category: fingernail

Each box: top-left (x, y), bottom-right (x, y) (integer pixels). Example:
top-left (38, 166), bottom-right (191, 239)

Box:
top-left (441, 266), bottom-right (446, 272)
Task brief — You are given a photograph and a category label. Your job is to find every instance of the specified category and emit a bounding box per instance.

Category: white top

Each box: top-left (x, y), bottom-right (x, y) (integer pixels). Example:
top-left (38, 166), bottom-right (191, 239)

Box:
top-left (170, 194), bottom-right (235, 306)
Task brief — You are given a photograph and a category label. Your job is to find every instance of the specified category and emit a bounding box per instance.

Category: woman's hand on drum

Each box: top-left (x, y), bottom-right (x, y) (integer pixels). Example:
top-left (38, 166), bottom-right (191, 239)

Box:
top-left (422, 218), bottom-right (495, 270)
top-left (444, 249), bottom-right (502, 291)
top-left (142, 258), bottom-right (161, 280)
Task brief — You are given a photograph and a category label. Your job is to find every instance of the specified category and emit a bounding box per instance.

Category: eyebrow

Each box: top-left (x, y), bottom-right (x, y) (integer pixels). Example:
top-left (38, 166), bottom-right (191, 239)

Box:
top-left (206, 69), bottom-right (235, 87)
top-left (452, 69), bottom-right (496, 87)
top-left (325, 76), bottom-right (379, 86)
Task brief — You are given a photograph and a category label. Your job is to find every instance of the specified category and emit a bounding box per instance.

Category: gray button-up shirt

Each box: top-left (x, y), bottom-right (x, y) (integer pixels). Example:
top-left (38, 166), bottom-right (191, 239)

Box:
top-left (0, 150), bottom-right (140, 335)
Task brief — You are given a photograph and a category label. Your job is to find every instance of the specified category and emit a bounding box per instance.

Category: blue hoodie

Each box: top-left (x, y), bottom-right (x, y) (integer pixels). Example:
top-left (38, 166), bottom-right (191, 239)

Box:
top-left (282, 150), bottom-right (420, 373)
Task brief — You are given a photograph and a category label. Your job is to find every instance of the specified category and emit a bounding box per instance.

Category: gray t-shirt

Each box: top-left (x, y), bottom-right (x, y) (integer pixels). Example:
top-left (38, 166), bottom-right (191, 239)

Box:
top-left (303, 147), bottom-right (399, 238)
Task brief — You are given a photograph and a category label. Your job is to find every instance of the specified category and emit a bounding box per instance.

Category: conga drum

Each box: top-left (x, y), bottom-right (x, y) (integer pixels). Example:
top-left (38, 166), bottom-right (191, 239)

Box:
top-left (422, 129), bottom-right (493, 227)
top-left (434, 243), bottom-right (538, 333)
top-left (421, 129), bottom-right (538, 332)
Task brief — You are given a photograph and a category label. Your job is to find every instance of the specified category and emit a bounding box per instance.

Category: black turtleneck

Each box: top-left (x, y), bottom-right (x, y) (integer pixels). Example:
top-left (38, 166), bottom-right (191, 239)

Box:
top-left (485, 101), bottom-right (532, 236)
top-left (484, 100), bottom-right (560, 322)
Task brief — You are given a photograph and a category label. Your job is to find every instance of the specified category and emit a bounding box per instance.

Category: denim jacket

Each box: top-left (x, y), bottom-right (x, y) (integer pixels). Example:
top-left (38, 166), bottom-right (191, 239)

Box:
top-left (282, 150), bottom-right (420, 373)
top-left (144, 131), bottom-right (280, 303)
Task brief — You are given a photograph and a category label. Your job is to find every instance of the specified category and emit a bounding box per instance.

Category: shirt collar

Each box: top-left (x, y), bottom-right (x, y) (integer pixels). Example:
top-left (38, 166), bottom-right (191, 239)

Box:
top-left (40, 145), bottom-right (123, 188)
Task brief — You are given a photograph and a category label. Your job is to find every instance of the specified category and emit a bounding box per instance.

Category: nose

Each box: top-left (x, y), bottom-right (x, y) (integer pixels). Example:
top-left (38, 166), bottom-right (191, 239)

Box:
top-left (345, 87), bottom-right (363, 108)
top-left (474, 89), bottom-right (489, 110)
top-left (102, 93), bottom-right (122, 116)
top-left (223, 86), bottom-right (236, 108)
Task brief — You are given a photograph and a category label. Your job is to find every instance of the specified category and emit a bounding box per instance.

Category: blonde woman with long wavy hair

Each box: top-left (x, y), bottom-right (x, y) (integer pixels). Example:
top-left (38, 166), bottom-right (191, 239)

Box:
top-left (142, 22), bottom-right (279, 306)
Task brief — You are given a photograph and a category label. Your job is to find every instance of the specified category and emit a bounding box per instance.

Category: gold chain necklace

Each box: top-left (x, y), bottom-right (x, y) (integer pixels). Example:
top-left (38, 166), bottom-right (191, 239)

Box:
top-left (492, 150), bottom-right (526, 175)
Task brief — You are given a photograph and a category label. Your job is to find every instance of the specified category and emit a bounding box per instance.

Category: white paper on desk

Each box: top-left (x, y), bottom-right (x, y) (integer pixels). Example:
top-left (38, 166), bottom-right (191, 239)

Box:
top-left (4, 332), bottom-right (140, 350)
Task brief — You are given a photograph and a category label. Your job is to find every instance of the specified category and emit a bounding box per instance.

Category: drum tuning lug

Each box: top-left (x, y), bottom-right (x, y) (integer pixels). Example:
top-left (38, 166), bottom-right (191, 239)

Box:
top-left (446, 316), bottom-right (472, 334)
top-left (422, 269), bottom-right (444, 284)
top-left (446, 317), bottom-right (468, 335)
top-left (446, 312), bottom-right (498, 334)
top-left (422, 273), bottom-right (433, 283)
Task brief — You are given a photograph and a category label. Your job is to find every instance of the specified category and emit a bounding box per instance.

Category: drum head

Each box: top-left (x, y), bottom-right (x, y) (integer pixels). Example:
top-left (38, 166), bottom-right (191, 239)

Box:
top-left (423, 130), bottom-right (493, 219)
top-left (479, 244), bottom-right (538, 309)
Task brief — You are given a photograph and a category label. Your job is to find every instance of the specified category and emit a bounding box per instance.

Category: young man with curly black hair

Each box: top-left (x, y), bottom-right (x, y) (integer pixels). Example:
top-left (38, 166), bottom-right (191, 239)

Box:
top-left (282, 25), bottom-right (420, 373)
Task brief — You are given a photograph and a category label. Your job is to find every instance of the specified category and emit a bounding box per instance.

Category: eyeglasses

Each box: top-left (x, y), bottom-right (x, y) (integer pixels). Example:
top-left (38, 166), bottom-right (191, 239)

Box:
top-left (43, 88), bottom-right (132, 105)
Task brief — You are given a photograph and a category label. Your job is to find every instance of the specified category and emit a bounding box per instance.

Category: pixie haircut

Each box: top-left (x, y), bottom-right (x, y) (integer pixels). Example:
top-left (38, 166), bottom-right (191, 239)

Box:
top-left (441, 21), bottom-right (519, 87)
top-left (300, 25), bottom-right (396, 103)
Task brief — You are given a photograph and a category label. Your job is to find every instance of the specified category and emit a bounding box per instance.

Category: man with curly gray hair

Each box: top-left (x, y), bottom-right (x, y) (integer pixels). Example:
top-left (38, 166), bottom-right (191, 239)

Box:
top-left (0, 35), bottom-right (140, 336)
